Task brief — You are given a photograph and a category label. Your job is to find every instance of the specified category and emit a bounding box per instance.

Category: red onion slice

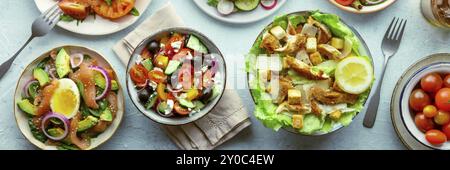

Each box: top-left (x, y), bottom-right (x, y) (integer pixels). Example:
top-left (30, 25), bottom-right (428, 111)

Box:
top-left (70, 53), bottom-right (84, 69)
top-left (260, 0), bottom-right (277, 10)
top-left (23, 79), bottom-right (39, 98)
top-left (41, 112), bottom-right (70, 141)
top-left (89, 66), bottom-right (111, 100)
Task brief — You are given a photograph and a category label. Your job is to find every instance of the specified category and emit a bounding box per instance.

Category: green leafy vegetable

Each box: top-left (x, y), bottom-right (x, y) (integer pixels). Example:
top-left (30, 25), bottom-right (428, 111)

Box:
top-left (130, 7), bottom-right (140, 16)
top-left (105, 0), bottom-right (112, 6)
top-left (60, 14), bottom-right (75, 22)
top-left (207, 0), bottom-right (219, 7)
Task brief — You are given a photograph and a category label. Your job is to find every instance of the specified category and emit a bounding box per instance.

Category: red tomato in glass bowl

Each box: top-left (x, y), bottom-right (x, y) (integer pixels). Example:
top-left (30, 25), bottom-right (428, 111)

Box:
top-left (421, 73), bottom-right (443, 93)
top-left (335, 0), bottom-right (355, 6)
top-left (435, 88), bottom-right (450, 111)
top-left (415, 113), bottom-right (435, 132)
top-left (443, 74), bottom-right (450, 87)
top-left (442, 123), bottom-right (450, 139)
top-left (410, 89), bottom-right (431, 111)
top-left (425, 130), bottom-right (447, 145)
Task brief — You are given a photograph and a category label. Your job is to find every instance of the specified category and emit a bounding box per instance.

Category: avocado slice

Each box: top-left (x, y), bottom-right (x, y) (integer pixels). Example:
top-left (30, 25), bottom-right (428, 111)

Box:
top-left (94, 72), bottom-right (119, 91)
top-left (55, 48), bottom-right (71, 78)
top-left (77, 116), bottom-right (99, 132)
top-left (100, 108), bottom-right (113, 122)
top-left (47, 128), bottom-right (65, 138)
top-left (17, 99), bottom-right (37, 115)
top-left (33, 68), bottom-right (50, 86)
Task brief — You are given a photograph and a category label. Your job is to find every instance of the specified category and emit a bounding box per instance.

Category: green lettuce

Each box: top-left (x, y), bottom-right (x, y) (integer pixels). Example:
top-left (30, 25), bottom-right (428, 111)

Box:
top-left (207, 0), bottom-right (219, 7)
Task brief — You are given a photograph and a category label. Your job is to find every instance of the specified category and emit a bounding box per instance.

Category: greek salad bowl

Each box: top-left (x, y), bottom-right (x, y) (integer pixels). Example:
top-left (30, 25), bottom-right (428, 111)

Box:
top-left (126, 27), bottom-right (226, 126)
top-left (246, 11), bottom-right (375, 136)
top-left (14, 45), bottom-right (125, 150)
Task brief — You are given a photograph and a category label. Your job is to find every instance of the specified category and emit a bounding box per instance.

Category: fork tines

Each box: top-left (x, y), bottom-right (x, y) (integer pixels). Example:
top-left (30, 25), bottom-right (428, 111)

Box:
top-left (41, 3), bottom-right (62, 26)
top-left (384, 17), bottom-right (407, 41)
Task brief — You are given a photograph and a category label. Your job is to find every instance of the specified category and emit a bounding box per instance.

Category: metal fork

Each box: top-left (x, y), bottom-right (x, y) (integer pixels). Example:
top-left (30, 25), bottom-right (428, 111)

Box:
top-left (123, 39), bottom-right (135, 54)
top-left (0, 3), bottom-right (62, 79)
top-left (363, 17), bottom-right (407, 128)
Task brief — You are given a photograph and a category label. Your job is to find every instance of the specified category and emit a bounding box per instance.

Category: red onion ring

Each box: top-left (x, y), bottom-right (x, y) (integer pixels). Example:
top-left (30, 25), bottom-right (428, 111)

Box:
top-left (23, 79), bottom-right (39, 98)
top-left (41, 112), bottom-right (70, 141)
top-left (70, 53), bottom-right (84, 68)
top-left (167, 84), bottom-right (183, 93)
top-left (89, 66), bottom-right (111, 100)
top-left (260, 0), bottom-right (277, 10)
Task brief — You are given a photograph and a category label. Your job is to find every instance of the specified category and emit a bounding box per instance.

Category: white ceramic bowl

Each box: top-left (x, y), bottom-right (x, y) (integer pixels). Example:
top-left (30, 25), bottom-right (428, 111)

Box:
top-left (14, 45), bottom-right (125, 150)
top-left (399, 61), bottom-right (450, 150)
top-left (329, 0), bottom-right (397, 14)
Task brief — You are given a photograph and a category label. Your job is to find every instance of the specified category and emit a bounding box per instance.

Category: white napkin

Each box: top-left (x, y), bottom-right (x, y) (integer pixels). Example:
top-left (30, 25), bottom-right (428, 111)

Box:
top-left (112, 2), bottom-right (251, 150)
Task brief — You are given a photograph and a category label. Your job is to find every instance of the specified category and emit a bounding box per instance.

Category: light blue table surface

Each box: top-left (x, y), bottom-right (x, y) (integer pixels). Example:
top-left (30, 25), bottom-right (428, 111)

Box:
top-left (1, 0), bottom-right (449, 150)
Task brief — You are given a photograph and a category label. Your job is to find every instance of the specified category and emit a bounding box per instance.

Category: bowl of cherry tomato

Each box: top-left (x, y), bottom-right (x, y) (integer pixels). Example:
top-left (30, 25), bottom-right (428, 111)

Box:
top-left (400, 59), bottom-right (450, 149)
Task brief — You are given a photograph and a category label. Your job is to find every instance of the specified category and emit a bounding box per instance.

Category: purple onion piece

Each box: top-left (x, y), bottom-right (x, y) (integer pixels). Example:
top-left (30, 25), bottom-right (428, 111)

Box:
top-left (23, 79), bottom-right (39, 98)
top-left (41, 112), bottom-right (70, 141)
top-left (89, 65), bottom-right (111, 100)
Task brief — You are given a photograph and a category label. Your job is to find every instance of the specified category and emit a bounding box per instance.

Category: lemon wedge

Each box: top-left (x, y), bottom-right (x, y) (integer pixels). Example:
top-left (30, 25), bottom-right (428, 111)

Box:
top-left (335, 57), bottom-right (374, 94)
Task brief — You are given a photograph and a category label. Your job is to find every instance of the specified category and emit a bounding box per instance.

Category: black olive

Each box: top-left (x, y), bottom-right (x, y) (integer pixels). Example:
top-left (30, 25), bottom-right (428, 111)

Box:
top-left (147, 41), bottom-right (160, 54)
top-left (138, 88), bottom-right (150, 104)
top-left (199, 87), bottom-right (213, 102)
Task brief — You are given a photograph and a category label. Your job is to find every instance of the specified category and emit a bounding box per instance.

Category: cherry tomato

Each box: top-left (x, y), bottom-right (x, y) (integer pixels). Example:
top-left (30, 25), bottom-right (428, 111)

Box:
top-left (425, 130), bottom-right (447, 145)
top-left (335, 0), bottom-right (355, 6)
top-left (168, 33), bottom-right (185, 45)
top-left (435, 88), bottom-right (450, 111)
top-left (434, 110), bottom-right (450, 125)
top-left (174, 102), bottom-right (190, 116)
top-left (442, 123), bottom-right (450, 139)
top-left (129, 64), bottom-right (148, 85)
top-left (444, 74), bottom-right (450, 88)
top-left (157, 83), bottom-right (168, 101)
top-left (421, 73), bottom-right (443, 93)
top-left (148, 69), bottom-right (167, 84)
top-left (410, 89), bottom-right (431, 111)
top-left (423, 105), bottom-right (438, 118)
top-left (415, 113), bottom-right (435, 132)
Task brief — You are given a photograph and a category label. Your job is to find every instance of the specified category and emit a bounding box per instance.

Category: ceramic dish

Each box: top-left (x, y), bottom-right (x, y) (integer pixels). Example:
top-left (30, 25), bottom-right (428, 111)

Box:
top-left (14, 45), bottom-right (125, 150)
top-left (126, 27), bottom-right (226, 125)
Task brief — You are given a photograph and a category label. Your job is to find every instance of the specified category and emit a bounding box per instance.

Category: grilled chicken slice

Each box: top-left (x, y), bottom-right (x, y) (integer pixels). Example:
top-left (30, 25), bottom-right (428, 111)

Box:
top-left (284, 56), bottom-right (329, 80)
top-left (272, 77), bottom-right (294, 104)
top-left (261, 33), bottom-right (281, 53)
top-left (318, 44), bottom-right (342, 60)
top-left (310, 86), bottom-right (358, 105)
top-left (275, 34), bottom-right (307, 54)
top-left (310, 99), bottom-right (322, 116)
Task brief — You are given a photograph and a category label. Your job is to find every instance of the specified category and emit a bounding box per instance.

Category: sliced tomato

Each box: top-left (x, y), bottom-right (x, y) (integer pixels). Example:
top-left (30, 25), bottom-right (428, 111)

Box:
top-left (172, 48), bottom-right (192, 61)
top-left (203, 70), bottom-right (214, 88)
top-left (174, 102), bottom-right (190, 115)
top-left (91, 0), bottom-right (135, 19)
top-left (129, 64), bottom-right (148, 85)
top-left (157, 83), bottom-right (168, 101)
top-left (335, 0), bottom-right (355, 6)
top-left (58, 0), bottom-right (90, 20)
top-left (148, 69), bottom-right (167, 84)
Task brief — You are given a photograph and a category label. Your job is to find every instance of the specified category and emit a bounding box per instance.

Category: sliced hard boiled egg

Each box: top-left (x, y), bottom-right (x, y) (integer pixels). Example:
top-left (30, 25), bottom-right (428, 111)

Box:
top-left (50, 78), bottom-right (80, 119)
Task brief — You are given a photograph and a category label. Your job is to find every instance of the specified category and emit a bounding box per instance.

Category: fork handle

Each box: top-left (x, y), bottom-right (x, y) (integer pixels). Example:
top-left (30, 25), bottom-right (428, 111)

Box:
top-left (363, 63), bottom-right (388, 128)
top-left (0, 36), bottom-right (33, 79)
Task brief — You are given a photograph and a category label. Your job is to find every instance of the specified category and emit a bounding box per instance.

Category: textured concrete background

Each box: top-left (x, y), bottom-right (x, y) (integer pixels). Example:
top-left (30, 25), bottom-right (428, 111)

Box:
top-left (0, 0), bottom-right (449, 150)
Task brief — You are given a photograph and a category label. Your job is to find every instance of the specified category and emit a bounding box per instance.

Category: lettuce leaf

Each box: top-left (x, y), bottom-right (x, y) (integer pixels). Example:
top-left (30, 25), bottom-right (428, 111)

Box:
top-left (207, 0), bottom-right (219, 7)
top-left (288, 15), bottom-right (306, 28)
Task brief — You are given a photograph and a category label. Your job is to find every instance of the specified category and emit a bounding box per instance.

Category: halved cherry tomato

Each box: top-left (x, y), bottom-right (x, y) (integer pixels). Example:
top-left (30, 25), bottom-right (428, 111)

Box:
top-left (425, 129), bottom-right (447, 145)
top-left (157, 83), bottom-right (168, 101)
top-left (141, 47), bottom-right (152, 59)
top-left (172, 48), bottom-right (192, 61)
top-left (443, 74), bottom-right (450, 87)
top-left (435, 88), bottom-right (450, 111)
top-left (410, 89), bottom-right (431, 111)
top-left (423, 105), bottom-right (438, 118)
top-left (442, 123), bottom-right (450, 139)
top-left (415, 113), bottom-right (435, 132)
top-left (91, 0), bottom-right (135, 19)
top-left (129, 64), bottom-right (148, 85)
top-left (174, 102), bottom-right (190, 116)
top-left (203, 70), bottom-right (214, 88)
top-left (335, 0), bottom-right (355, 6)
top-left (168, 33), bottom-right (185, 47)
top-left (148, 69), bottom-right (167, 84)
top-left (421, 73), bottom-right (443, 93)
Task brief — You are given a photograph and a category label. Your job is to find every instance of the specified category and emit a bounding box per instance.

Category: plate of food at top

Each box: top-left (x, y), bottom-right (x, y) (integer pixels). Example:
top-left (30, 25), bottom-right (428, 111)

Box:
top-left (193, 0), bottom-right (287, 24)
top-left (14, 45), bottom-right (125, 150)
top-left (34, 0), bottom-right (152, 35)
top-left (329, 0), bottom-right (397, 14)
top-left (246, 11), bottom-right (375, 135)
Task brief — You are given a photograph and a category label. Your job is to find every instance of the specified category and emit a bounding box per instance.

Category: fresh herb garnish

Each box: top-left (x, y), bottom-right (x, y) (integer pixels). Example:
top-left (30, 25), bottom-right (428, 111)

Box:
top-left (130, 7), bottom-right (140, 16)
top-left (60, 14), bottom-right (74, 22)
top-left (105, 0), bottom-right (112, 6)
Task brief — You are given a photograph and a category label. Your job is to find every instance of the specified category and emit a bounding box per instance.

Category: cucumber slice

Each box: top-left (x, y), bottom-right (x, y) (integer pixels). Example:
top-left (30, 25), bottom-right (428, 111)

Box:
top-left (234, 0), bottom-right (260, 11)
top-left (186, 35), bottom-right (208, 54)
top-left (179, 98), bottom-right (195, 108)
top-left (165, 60), bottom-right (181, 75)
